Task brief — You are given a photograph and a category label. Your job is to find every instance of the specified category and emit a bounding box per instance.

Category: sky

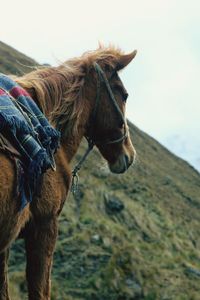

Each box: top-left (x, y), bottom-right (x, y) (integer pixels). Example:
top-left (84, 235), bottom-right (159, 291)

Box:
top-left (0, 0), bottom-right (200, 169)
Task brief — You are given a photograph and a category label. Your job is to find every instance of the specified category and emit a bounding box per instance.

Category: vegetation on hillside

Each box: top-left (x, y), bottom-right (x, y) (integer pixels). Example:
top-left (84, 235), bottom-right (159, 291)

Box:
top-left (0, 41), bottom-right (38, 75)
top-left (1, 42), bottom-right (200, 300)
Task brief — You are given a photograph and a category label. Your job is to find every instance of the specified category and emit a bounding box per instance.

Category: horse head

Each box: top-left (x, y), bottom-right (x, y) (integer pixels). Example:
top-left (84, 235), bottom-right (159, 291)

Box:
top-left (85, 49), bottom-right (137, 174)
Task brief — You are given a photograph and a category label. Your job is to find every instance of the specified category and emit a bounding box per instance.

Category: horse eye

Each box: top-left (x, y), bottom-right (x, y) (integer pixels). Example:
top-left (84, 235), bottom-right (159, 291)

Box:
top-left (123, 92), bottom-right (128, 102)
top-left (119, 120), bottom-right (124, 129)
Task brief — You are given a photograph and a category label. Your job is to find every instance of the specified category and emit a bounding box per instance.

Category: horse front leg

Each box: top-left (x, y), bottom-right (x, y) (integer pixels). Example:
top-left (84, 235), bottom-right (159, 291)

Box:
top-left (25, 217), bottom-right (58, 300)
top-left (0, 250), bottom-right (10, 300)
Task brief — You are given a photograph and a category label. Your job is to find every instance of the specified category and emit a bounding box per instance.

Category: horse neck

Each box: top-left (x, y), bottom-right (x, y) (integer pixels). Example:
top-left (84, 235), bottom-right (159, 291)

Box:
top-left (57, 87), bottom-right (93, 163)
top-left (60, 103), bottom-right (95, 163)
top-left (60, 126), bottom-right (86, 163)
top-left (21, 66), bottom-right (95, 163)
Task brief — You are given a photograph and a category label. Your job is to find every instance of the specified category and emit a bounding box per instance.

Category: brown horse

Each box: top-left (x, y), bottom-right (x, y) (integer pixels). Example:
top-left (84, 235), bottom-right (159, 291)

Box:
top-left (0, 46), bottom-right (137, 300)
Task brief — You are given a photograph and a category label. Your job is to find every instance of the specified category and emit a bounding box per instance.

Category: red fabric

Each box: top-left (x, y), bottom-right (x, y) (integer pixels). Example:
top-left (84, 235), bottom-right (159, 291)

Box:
top-left (10, 86), bottom-right (30, 99)
top-left (0, 88), bottom-right (6, 96)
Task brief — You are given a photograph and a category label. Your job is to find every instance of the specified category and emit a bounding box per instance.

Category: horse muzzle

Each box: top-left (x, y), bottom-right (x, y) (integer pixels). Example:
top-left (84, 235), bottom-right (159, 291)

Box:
top-left (109, 153), bottom-right (135, 174)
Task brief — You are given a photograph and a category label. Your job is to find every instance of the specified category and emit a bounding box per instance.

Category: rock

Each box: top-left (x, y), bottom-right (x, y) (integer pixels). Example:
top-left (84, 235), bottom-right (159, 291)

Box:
top-left (103, 237), bottom-right (112, 248)
top-left (185, 267), bottom-right (200, 277)
top-left (104, 194), bottom-right (124, 214)
top-left (163, 175), bottom-right (172, 185)
top-left (91, 234), bottom-right (102, 245)
top-left (125, 278), bottom-right (143, 296)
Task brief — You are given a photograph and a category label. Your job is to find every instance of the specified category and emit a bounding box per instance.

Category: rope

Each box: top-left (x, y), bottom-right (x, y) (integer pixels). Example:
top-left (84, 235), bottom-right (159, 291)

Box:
top-left (71, 139), bottom-right (94, 195)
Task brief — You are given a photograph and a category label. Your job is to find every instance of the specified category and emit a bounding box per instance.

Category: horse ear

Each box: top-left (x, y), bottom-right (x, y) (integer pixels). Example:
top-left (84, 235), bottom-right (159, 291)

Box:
top-left (116, 50), bottom-right (137, 71)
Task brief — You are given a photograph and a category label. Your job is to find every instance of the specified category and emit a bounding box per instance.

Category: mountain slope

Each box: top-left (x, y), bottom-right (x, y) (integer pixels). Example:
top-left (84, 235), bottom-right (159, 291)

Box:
top-left (46, 124), bottom-right (200, 300)
top-left (0, 41), bottom-right (38, 75)
top-left (1, 43), bottom-right (200, 300)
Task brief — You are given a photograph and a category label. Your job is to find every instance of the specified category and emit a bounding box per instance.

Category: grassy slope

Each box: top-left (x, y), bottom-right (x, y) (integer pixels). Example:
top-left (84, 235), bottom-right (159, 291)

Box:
top-left (0, 41), bottom-right (38, 75)
top-left (1, 43), bottom-right (200, 300)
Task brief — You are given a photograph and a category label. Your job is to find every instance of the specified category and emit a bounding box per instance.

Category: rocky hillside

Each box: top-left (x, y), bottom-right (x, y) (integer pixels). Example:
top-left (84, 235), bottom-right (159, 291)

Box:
top-left (1, 43), bottom-right (200, 300)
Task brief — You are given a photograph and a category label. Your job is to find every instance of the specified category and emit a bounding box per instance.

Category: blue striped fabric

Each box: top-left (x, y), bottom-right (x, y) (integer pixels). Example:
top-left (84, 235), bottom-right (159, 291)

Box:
top-left (0, 73), bottom-right (60, 209)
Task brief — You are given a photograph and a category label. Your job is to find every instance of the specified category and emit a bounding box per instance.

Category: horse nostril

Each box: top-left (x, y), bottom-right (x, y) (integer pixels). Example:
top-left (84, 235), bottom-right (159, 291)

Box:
top-left (124, 154), bottom-right (130, 168)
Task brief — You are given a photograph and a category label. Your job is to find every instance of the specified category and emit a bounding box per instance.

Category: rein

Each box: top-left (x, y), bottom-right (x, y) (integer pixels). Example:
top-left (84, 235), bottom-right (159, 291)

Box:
top-left (71, 63), bottom-right (127, 194)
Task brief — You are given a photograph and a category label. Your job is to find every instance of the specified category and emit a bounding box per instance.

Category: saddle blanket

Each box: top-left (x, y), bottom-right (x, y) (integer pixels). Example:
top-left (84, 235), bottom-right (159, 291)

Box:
top-left (0, 73), bottom-right (60, 209)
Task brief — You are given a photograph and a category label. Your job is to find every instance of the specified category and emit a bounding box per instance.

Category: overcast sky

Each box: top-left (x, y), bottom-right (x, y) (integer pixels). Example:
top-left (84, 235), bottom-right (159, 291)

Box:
top-left (1, 0), bottom-right (200, 166)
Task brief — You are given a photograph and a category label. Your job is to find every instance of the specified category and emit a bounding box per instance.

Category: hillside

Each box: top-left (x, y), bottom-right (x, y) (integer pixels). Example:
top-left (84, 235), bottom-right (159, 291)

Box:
top-left (1, 43), bottom-right (200, 300)
top-left (0, 41), bottom-right (38, 75)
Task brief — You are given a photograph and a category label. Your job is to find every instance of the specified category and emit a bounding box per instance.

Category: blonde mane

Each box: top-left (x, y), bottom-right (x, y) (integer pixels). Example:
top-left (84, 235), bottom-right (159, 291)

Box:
top-left (16, 46), bottom-right (124, 136)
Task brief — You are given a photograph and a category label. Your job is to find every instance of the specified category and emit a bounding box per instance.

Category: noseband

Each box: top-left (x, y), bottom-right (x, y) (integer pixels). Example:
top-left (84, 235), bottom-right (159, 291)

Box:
top-left (71, 62), bottom-right (127, 194)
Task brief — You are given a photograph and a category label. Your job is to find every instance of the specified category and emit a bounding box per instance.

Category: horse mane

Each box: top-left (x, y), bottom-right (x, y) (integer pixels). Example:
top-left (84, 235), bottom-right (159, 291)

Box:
top-left (16, 46), bottom-right (124, 136)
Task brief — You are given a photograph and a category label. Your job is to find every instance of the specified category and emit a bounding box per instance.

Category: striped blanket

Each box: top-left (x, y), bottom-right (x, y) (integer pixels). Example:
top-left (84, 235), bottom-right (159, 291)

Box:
top-left (0, 73), bottom-right (60, 209)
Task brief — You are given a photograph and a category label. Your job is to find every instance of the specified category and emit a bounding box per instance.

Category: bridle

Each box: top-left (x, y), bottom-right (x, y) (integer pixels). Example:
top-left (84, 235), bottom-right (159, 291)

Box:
top-left (71, 62), bottom-right (128, 193)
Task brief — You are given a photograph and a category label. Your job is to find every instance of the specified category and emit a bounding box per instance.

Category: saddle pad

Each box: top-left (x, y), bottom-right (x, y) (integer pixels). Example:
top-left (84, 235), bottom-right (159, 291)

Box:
top-left (0, 73), bottom-right (60, 209)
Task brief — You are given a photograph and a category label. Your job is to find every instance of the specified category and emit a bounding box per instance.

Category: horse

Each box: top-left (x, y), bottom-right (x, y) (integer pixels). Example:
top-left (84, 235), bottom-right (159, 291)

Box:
top-left (0, 46), bottom-right (137, 300)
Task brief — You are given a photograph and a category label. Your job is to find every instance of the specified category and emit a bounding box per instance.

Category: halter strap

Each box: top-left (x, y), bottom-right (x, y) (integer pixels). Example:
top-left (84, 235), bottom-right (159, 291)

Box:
top-left (93, 63), bottom-right (125, 125)
top-left (87, 63), bottom-right (127, 146)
